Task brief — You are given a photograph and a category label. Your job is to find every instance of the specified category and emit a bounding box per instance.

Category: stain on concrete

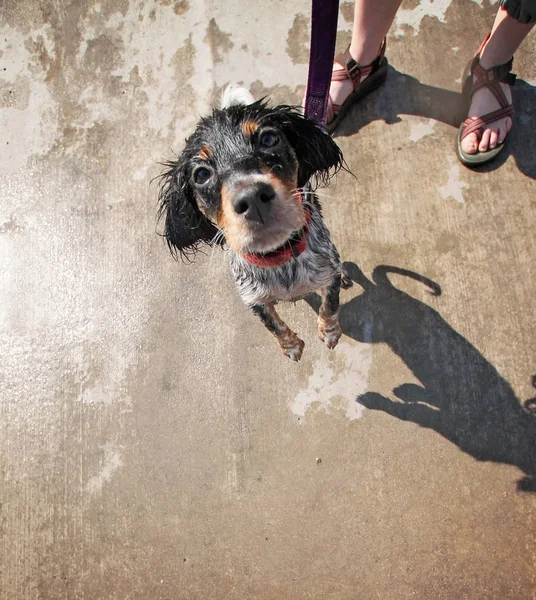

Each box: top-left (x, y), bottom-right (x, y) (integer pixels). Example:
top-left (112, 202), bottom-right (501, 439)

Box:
top-left (24, 33), bottom-right (56, 77)
top-left (399, 0), bottom-right (422, 11)
top-left (408, 117), bottom-right (437, 142)
top-left (0, 1), bottom-right (45, 33)
top-left (81, 34), bottom-right (124, 74)
top-left (170, 34), bottom-right (195, 88)
top-left (286, 13), bottom-right (309, 65)
top-left (0, 215), bottom-right (23, 234)
top-left (174, 0), bottom-right (189, 16)
top-left (104, 0), bottom-right (130, 19)
top-left (0, 23), bottom-right (59, 172)
top-left (335, 29), bottom-right (352, 55)
top-left (204, 18), bottom-right (234, 64)
top-left (85, 442), bottom-right (124, 495)
top-left (435, 232), bottom-right (460, 254)
top-left (394, 0), bottom-right (453, 36)
top-left (0, 78), bottom-right (30, 109)
top-left (340, 2), bottom-right (354, 23)
top-left (128, 65), bottom-right (143, 87)
top-left (291, 340), bottom-right (372, 421)
top-left (250, 79), bottom-right (305, 108)
top-left (437, 156), bottom-right (470, 204)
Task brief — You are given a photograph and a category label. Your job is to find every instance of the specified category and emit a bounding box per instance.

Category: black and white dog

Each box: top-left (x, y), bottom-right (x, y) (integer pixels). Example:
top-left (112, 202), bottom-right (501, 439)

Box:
top-left (158, 87), bottom-right (351, 361)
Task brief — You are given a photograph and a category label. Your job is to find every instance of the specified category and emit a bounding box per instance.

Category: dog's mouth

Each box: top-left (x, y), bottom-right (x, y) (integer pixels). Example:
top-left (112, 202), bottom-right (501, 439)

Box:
top-left (240, 209), bottom-right (311, 268)
top-left (244, 221), bottom-right (303, 252)
top-left (252, 225), bottom-right (307, 256)
top-left (219, 179), bottom-right (307, 257)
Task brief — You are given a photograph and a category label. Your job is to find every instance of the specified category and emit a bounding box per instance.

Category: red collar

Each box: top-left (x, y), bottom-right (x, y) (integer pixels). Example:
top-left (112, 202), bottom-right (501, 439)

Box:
top-left (240, 193), bottom-right (310, 268)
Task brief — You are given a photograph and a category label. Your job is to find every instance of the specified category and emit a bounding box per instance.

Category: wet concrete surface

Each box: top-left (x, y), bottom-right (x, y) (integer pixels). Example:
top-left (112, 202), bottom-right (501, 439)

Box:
top-left (1, 0), bottom-right (535, 598)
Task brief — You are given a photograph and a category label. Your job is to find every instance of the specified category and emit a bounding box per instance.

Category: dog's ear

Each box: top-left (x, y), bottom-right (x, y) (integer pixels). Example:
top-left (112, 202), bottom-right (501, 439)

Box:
top-left (157, 159), bottom-right (219, 260)
top-left (271, 107), bottom-right (344, 188)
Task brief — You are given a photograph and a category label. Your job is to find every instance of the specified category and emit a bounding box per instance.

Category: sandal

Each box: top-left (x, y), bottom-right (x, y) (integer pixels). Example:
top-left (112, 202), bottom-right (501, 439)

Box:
top-left (456, 33), bottom-right (516, 167)
top-left (325, 38), bottom-right (388, 133)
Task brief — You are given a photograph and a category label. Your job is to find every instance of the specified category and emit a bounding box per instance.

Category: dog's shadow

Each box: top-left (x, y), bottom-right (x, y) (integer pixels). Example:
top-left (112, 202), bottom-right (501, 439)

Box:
top-left (334, 65), bottom-right (536, 179)
top-left (306, 263), bottom-right (536, 491)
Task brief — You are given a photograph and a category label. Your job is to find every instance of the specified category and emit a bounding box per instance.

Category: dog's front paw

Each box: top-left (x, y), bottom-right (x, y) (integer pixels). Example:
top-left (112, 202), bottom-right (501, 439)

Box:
top-left (280, 335), bottom-right (305, 362)
top-left (318, 318), bottom-right (342, 350)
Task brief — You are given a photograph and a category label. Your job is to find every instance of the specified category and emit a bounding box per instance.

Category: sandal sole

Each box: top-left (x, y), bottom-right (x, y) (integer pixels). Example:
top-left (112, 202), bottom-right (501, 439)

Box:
top-left (325, 57), bottom-right (388, 134)
top-left (456, 125), bottom-right (505, 167)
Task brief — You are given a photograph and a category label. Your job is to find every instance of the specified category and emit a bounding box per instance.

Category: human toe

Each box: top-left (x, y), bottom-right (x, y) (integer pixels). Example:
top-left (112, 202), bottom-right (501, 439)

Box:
top-left (488, 129), bottom-right (499, 149)
top-left (478, 129), bottom-right (491, 152)
top-left (461, 132), bottom-right (479, 155)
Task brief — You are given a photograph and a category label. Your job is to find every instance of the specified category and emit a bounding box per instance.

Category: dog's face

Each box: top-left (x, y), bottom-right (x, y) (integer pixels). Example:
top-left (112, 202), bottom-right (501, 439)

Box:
top-left (158, 98), bottom-right (343, 258)
top-left (183, 113), bottom-right (305, 255)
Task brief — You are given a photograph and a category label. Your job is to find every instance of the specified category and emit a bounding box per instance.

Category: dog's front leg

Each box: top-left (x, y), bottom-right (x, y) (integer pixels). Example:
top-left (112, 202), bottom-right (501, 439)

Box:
top-left (251, 302), bottom-right (305, 362)
top-left (318, 273), bottom-right (343, 350)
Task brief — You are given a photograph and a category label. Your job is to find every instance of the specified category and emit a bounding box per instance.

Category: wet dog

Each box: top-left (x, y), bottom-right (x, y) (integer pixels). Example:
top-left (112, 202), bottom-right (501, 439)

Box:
top-left (158, 87), bottom-right (351, 361)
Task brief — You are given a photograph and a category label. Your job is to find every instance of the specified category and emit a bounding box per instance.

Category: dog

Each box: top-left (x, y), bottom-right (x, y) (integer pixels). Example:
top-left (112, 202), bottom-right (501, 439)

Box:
top-left (158, 86), bottom-right (351, 361)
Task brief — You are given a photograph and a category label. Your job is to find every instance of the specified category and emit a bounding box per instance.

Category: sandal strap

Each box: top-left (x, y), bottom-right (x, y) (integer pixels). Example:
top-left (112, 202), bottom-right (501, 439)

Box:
top-left (471, 57), bottom-right (516, 105)
top-left (328, 38), bottom-right (387, 120)
top-left (469, 34), bottom-right (517, 109)
top-left (460, 105), bottom-right (514, 142)
top-left (344, 38), bottom-right (387, 88)
top-left (331, 68), bottom-right (350, 82)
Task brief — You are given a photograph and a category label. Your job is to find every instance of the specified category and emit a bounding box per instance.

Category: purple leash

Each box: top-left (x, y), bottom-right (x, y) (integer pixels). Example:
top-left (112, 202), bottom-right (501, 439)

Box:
top-left (304, 0), bottom-right (340, 126)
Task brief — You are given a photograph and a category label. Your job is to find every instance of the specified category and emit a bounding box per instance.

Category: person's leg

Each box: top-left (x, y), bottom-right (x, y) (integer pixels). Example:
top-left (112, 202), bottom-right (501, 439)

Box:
top-left (330, 0), bottom-right (402, 109)
top-left (461, 7), bottom-right (534, 154)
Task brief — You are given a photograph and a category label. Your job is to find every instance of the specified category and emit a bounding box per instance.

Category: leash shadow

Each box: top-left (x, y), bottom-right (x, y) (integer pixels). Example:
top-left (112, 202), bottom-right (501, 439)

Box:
top-left (333, 65), bottom-right (536, 179)
top-left (305, 262), bottom-right (536, 491)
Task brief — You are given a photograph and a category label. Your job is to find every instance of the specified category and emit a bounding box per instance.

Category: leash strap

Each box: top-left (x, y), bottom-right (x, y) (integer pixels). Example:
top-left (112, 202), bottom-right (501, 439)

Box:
top-left (304, 0), bottom-right (340, 126)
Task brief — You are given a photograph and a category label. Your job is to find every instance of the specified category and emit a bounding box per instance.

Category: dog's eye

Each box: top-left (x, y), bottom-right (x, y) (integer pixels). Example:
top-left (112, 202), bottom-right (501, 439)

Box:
top-left (259, 130), bottom-right (280, 148)
top-left (192, 166), bottom-right (213, 185)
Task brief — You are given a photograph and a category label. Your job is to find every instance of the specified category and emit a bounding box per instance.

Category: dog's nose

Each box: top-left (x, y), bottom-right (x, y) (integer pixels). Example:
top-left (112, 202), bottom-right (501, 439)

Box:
top-left (233, 182), bottom-right (275, 223)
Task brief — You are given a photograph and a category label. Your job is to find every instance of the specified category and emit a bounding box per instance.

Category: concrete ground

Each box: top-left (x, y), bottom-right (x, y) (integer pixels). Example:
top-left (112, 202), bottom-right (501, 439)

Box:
top-left (1, 0), bottom-right (535, 598)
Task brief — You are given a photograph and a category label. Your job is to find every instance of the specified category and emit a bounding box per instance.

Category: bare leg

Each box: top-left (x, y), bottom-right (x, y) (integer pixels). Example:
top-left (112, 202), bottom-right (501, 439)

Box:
top-left (349, 0), bottom-right (402, 63)
top-left (251, 303), bottom-right (305, 361)
top-left (318, 274), bottom-right (343, 350)
top-left (330, 0), bottom-right (402, 108)
top-left (461, 8), bottom-right (534, 154)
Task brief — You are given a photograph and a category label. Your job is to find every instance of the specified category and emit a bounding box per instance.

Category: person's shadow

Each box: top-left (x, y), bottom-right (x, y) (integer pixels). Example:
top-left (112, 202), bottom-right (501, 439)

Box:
top-left (306, 263), bottom-right (536, 492)
top-left (334, 64), bottom-right (536, 179)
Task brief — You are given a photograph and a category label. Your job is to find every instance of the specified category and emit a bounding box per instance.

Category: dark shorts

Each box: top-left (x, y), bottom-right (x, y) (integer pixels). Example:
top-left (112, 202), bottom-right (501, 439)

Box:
top-left (500, 0), bottom-right (536, 23)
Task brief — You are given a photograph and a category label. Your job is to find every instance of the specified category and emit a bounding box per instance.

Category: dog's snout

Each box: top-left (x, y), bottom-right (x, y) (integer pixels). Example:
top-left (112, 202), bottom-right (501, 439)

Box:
top-left (233, 182), bottom-right (275, 223)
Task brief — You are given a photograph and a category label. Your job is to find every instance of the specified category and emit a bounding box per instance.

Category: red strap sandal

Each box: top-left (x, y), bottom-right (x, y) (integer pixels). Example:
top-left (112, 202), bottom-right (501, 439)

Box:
top-left (325, 38), bottom-right (388, 133)
top-left (456, 34), bottom-right (516, 167)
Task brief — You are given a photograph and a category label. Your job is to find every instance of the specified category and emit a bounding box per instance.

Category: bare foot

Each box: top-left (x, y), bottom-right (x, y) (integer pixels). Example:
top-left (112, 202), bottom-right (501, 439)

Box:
top-left (461, 77), bottom-right (513, 155)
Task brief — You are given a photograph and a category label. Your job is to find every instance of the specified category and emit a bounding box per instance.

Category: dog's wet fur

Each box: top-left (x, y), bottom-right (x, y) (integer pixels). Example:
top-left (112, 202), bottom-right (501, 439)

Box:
top-left (158, 87), bottom-right (351, 360)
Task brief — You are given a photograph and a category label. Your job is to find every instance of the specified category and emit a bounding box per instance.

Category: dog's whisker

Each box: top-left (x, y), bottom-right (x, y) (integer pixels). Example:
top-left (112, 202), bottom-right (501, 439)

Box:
top-left (266, 164), bottom-right (282, 175)
top-left (209, 227), bottom-right (227, 261)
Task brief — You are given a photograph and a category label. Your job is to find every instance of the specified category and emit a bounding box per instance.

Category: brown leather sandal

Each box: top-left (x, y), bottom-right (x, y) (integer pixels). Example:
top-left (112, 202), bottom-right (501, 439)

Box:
top-left (456, 34), bottom-right (516, 167)
top-left (326, 38), bottom-right (388, 133)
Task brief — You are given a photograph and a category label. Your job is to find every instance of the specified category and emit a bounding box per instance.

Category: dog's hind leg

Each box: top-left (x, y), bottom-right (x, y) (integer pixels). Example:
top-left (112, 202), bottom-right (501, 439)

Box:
top-left (318, 273), bottom-right (343, 350)
top-left (251, 302), bottom-right (305, 361)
